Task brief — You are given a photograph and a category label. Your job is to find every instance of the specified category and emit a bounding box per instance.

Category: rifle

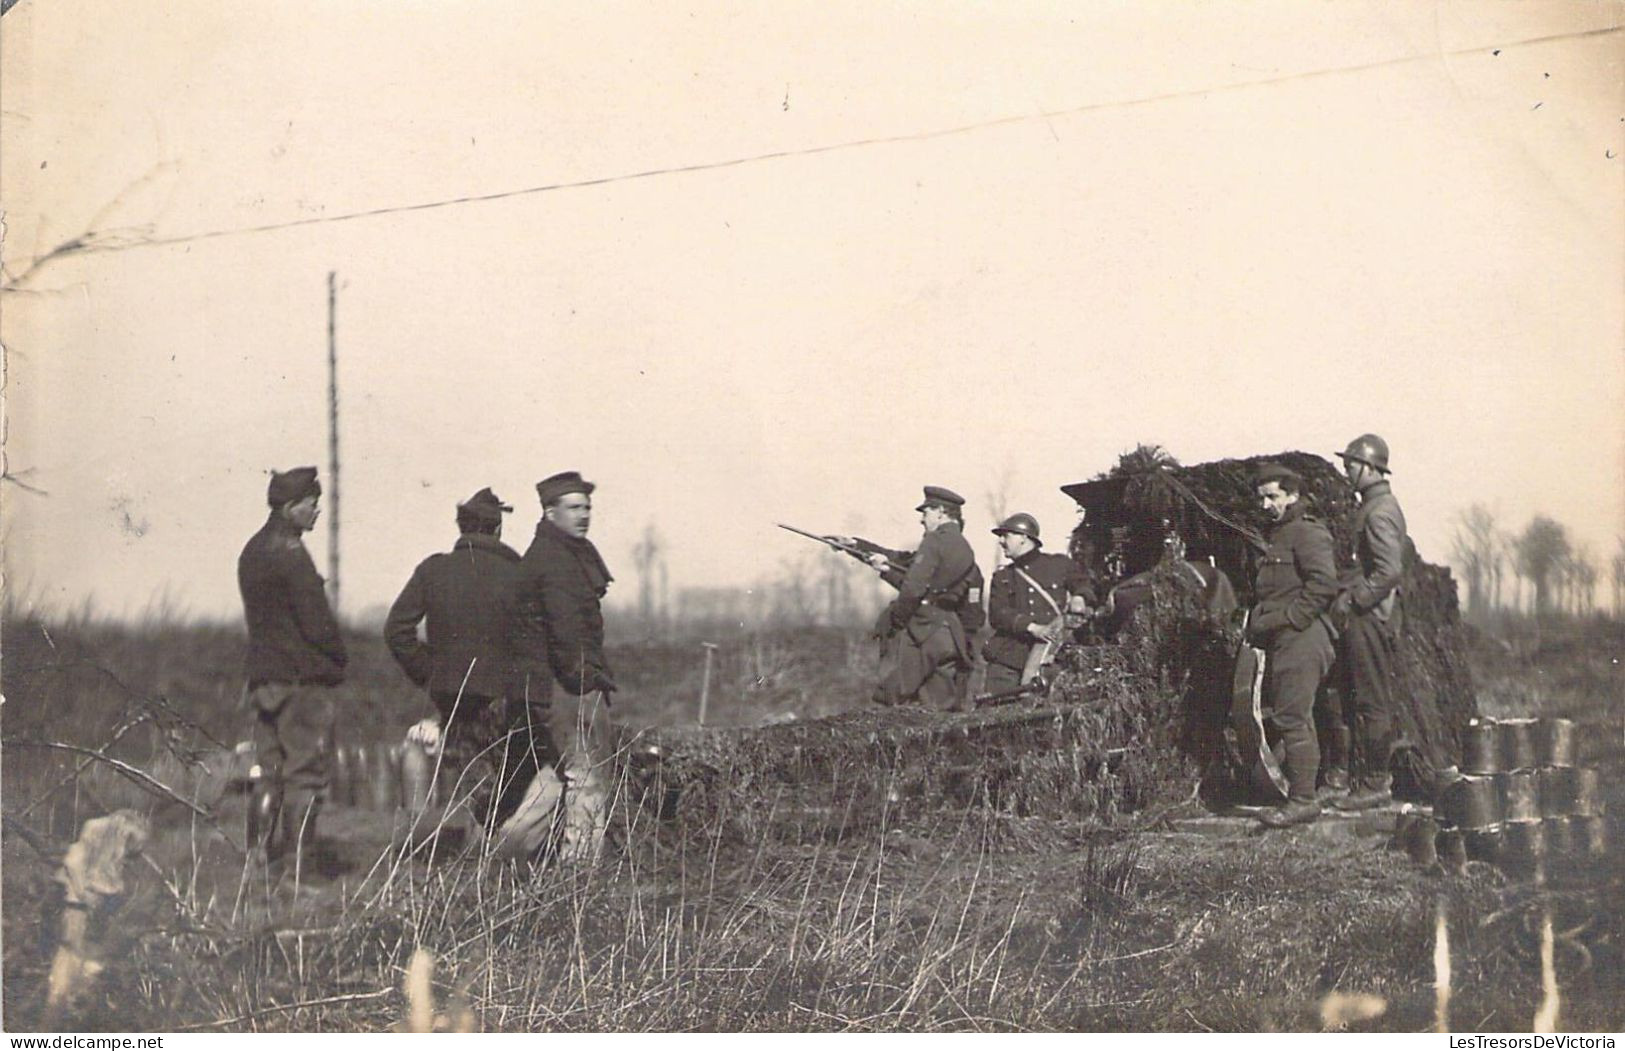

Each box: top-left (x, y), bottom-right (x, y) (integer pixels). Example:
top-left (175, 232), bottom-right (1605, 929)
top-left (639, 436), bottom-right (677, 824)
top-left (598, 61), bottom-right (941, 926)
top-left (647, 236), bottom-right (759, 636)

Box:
top-left (777, 523), bottom-right (912, 576)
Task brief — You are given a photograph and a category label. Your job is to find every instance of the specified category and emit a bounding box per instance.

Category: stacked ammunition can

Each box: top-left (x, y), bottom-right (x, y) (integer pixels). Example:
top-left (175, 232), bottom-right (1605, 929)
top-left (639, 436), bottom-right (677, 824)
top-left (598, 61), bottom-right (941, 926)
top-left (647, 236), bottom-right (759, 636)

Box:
top-left (328, 741), bottom-right (439, 811)
top-left (1436, 717), bottom-right (1606, 875)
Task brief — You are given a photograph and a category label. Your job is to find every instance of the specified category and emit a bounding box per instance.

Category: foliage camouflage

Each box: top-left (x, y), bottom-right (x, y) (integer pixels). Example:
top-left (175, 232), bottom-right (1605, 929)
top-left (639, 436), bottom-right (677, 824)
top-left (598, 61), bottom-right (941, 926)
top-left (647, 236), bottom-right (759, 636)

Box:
top-left (634, 448), bottom-right (1477, 840)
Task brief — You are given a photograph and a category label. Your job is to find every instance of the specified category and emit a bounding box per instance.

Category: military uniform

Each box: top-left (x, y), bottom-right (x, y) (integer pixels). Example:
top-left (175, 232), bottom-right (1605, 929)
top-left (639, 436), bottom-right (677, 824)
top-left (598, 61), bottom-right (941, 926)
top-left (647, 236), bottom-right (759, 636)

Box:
top-left (519, 471), bottom-right (617, 862)
top-left (1247, 500), bottom-right (1338, 804)
top-left (984, 550), bottom-right (1092, 695)
top-left (1335, 477), bottom-right (1408, 792)
top-left (237, 467), bottom-right (346, 856)
top-left (875, 487), bottom-right (981, 710)
top-left (385, 491), bottom-right (551, 847)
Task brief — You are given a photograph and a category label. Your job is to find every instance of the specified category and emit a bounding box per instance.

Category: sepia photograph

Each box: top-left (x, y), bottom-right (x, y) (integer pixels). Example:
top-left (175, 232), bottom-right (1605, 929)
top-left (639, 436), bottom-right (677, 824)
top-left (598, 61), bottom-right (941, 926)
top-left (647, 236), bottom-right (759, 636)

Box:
top-left (1, 0), bottom-right (1621, 1036)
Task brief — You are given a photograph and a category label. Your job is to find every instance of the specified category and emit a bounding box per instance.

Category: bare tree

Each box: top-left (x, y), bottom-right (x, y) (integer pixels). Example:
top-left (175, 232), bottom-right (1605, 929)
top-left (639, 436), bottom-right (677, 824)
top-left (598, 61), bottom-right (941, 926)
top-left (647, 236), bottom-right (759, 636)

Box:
top-left (1501, 531), bottom-right (1528, 613)
top-left (1572, 546), bottom-right (1598, 616)
top-left (1514, 516), bottom-right (1571, 620)
top-left (1450, 504), bottom-right (1498, 618)
top-left (984, 462), bottom-right (1016, 572)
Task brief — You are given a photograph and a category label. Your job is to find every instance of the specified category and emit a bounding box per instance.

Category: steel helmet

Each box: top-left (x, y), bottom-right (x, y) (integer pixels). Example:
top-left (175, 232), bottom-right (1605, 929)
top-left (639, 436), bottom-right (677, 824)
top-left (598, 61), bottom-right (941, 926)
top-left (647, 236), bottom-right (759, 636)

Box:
top-left (992, 512), bottom-right (1042, 542)
top-left (1339, 433), bottom-right (1390, 473)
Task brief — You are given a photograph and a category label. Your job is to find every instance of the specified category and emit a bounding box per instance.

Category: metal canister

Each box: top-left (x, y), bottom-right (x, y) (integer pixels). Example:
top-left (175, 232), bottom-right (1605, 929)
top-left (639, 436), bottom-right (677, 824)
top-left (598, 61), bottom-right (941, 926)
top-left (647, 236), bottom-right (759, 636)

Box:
top-left (1537, 768), bottom-right (1568, 818)
top-left (1570, 768), bottom-right (1602, 817)
top-left (1577, 816), bottom-right (1608, 857)
top-left (331, 745), bottom-right (355, 807)
top-left (1535, 718), bottom-right (1576, 768)
top-left (367, 744), bottom-right (401, 811)
top-left (1502, 820), bottom-right (1547, 878)
top-left (1498, 718), bottom-right (1537, 772)
top-left (1443, 775), bottom-right (1501, 830)
top-left (1436, 827), bottom-right (1469, 875)
top-left (1543, 815), bottom-right (1576, 855)
top-left (1500, 771), bottom-right (1541, 823)
top-left (1461, 720), bottom-right (1502, 775)
top-left (1464, 825), bottom-right (1504, 864)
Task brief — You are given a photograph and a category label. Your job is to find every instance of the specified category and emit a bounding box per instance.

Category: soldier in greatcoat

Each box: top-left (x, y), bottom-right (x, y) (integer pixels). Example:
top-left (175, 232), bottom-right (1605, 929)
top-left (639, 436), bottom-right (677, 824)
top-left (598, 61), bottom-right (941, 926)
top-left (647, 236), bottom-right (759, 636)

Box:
top-left (983, 513), bottom-right (1095, 695)
top-left (1246, 463), bottom-right (1339, 828)
top-left (385, 488), bottom-right (552, 855)
top-left (519, 470), bottom-right (617, 863)
top-left (866, 486), bottom-right (982, 711)
top-left (1327, 434), bottom-right (1410, 811)
top-left (237, 466), bottom-right (347, 859)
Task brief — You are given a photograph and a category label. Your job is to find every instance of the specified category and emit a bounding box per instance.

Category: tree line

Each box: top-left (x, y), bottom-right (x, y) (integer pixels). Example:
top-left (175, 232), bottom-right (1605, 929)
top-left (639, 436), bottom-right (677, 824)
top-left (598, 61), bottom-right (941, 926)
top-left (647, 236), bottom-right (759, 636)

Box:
top-left (1450, 505), bottom-right (1623, 620)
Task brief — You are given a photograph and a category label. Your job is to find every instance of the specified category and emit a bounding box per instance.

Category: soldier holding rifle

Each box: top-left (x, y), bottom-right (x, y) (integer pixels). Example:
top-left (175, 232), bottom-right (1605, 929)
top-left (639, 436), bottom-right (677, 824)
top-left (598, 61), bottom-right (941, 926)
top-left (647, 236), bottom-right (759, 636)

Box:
top-left (982, 513), bottom-right (1095, 695)
top-left (859, 486), bottom-right (983, 711)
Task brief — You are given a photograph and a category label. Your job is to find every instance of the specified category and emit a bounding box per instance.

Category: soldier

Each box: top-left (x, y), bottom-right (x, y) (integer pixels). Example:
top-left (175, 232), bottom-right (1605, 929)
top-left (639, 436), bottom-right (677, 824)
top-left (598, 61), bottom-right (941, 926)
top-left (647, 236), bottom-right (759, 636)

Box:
top-left (237, 466), bottom-right (347, 860)
top-left (867, 486), bottom-right (981, 711)
top-left (1328, 434), bottom-right (1409, 811)
top-left (983, 513), bottom-right (1094, 695)
top-left (384, 488), bottom-right (552, 855)
top-left (1246, 464), bottom-right (1339, 829)
top-left (521, 470), bottom-right (617, 863)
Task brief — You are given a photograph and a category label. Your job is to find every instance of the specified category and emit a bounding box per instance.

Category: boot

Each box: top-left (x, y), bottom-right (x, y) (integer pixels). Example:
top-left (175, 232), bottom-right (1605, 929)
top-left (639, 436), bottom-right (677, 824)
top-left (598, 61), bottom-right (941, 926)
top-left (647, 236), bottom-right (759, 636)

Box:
top-left (1258, 797), bottom-right (1321, 828)
top-left (1317, 767), bottom-right (1350, 799)
top-left (1331, 775), bottom-right (1393, 812)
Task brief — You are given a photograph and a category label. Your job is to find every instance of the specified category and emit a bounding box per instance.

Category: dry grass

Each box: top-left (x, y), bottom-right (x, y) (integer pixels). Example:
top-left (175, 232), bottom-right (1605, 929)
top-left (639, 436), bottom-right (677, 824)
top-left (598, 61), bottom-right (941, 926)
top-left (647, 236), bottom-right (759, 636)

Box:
top-left (2, 609), bottom-right (1621, 1032)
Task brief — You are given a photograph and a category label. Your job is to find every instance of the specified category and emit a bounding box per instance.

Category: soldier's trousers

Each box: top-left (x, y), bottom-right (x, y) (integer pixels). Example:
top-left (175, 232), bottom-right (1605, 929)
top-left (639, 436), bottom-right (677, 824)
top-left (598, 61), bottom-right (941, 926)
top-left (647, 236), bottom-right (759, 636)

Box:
top-left (1263, 621), bottom-right (1334, 802)
top-left (431, 691), bottom-right (550, 843)
top-left (877, 621), bottom-right (966, 711)
top-left (247, 682), bottom-right (337, 849)
top-left (432, 689), bottom-right (613, 863)
top-left (1340, 606), bottom-right (1402, 789)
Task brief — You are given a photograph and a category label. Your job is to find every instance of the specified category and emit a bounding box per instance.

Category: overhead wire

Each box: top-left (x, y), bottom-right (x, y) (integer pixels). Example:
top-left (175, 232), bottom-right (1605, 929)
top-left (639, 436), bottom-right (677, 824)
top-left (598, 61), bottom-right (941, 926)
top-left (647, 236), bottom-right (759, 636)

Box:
top-left (3, 21), bottom-right (1619, 285)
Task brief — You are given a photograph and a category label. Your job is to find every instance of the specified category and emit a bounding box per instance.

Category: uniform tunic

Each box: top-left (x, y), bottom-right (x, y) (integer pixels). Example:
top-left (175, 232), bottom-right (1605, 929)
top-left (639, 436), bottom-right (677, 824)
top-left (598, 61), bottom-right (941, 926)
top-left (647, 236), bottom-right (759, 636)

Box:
top-left (875, 522), bottom-right (979, 709)
top-left (983, 550), bottom-right (1093, 693)
top-left (237, 513), bottom-right (347, 843)
top-left (1337, 479), bottom-right (1409, 787)
top-left (385, 532), bottom-right (548, 831)
top-left (519, 517), bottom-right (617, 862)
top-left (1247, 501), bottom-right (1338, 801)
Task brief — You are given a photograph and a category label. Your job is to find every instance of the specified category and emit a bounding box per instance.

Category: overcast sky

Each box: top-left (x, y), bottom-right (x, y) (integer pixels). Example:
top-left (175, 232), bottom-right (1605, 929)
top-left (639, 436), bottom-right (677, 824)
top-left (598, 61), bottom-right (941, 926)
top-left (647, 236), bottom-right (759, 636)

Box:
top-left (3, 1), bottom-right (1622, 622)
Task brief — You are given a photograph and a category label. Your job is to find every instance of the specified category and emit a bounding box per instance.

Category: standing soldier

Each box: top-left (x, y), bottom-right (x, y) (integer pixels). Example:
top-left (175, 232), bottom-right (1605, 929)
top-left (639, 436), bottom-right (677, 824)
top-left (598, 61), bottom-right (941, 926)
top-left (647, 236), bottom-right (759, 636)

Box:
top-left (867, 486), bottom-right (981, 711)
top-left (521, 471), bottom-right (617, 864)
top-left (384, 488), bottom-right (552, 855)
top-left (1245, 464), bottom-right (1338, 829)
top-left (983, 514), bottom-right (1094, 695)
top-left (1328, 434), bottom-right (1409, 811)
top-left (237, 466), bottom-right (347, 860)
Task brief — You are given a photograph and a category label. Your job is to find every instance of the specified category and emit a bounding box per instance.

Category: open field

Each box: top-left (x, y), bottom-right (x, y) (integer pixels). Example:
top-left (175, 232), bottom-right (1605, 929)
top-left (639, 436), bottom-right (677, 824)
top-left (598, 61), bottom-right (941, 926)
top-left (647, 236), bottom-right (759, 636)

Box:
top-left (2, 611), bottom-right (1620, 1032)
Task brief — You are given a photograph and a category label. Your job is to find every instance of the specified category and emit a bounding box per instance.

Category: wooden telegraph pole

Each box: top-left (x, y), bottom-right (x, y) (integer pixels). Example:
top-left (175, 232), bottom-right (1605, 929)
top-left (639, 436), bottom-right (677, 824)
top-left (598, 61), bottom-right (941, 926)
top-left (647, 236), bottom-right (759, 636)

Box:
top-left (326, 271), bottom-right (341, 613)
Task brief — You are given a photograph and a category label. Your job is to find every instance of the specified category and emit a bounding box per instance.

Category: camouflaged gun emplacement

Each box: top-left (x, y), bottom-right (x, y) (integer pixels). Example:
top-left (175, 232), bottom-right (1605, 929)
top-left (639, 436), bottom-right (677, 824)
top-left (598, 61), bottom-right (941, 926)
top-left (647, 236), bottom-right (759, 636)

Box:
top-left (625, 449), bottom-right (1477, 847)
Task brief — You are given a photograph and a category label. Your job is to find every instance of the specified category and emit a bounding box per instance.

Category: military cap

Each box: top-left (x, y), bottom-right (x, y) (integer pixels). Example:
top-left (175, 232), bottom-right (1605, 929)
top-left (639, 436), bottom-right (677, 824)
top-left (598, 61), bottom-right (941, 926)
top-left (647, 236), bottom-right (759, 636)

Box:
top-left (457, 486), bottom-right (513, 527)
top-left (1251, 462), bottom-right (1302, 490)
top-left (266, 466), bottom-right (321, 508)
top-left (914, 485), bottom-right (966, 512)
top-left (536, 470), bottom-right (595, 506)
top-left (992, 512), bottom-right (1042, 542)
